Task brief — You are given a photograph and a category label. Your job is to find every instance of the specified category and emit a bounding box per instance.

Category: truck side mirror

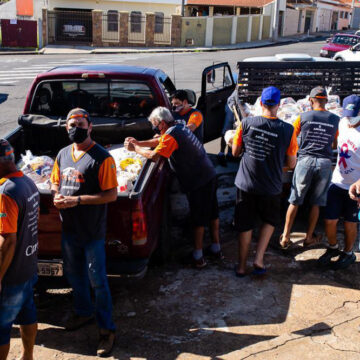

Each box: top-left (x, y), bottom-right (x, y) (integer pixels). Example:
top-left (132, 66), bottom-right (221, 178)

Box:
top-left (206, 69), bottom-right (216, 84)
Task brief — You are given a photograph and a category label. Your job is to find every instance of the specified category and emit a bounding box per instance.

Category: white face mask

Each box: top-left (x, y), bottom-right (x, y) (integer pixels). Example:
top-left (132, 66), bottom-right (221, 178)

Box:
top-left (348, 116), bottom-right (360, 127)
top-left (173, 105), bottom-right (184, 113)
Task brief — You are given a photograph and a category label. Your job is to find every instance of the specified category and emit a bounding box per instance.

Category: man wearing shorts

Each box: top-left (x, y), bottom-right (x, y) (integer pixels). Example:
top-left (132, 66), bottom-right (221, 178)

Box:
top-left (0, 139), bottom-right (39, 360)
top-left (232, 87), bottom-right (297, 276)
top-left (125, 107), bottom-right (221, 269)
top-left (280, 87), bottom-right (340, 248)
top-left (318, 95), bottom-right (360, 269)
top-left (51, 108), bottom-right (118, 357)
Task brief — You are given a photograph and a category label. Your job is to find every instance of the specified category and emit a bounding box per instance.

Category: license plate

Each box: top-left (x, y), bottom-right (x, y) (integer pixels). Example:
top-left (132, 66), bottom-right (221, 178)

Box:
top-left (37, 262), bottom-right (63, 277)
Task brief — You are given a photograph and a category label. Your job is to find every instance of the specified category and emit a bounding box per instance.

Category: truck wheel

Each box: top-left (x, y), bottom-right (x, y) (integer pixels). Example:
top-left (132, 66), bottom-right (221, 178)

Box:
top-left (152, 191), bottom-right (172, 265)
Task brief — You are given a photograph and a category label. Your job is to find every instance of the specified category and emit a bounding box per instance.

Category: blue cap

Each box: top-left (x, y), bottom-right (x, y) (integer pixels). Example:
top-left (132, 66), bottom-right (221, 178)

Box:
top-left (261, 86), bottom-right (281, 106)
top-left (342, 95), bottom-right (360, 117)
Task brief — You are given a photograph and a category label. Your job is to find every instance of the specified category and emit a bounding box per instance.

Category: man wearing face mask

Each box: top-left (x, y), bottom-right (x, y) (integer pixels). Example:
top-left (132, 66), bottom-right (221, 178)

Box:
top-left (50, 108), bottom-right (118, 357)
top-left (124, 107), bottom-right (222, 269)
top-left (171, 90), bottom-right (204, 143)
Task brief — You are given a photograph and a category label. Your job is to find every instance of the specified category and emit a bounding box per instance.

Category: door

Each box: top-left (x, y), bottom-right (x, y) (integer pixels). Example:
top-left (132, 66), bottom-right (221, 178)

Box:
top-left (304, 11), bottom-right (312, 33)
top-left (1, 19), bottom-right (37, 48)
top-left (197, 63), bottom-right (236, 143)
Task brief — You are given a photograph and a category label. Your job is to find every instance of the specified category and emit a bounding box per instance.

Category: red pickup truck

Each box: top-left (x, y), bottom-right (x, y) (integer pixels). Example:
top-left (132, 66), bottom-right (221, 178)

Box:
top-left (5, 63), bottom-right (237, 278)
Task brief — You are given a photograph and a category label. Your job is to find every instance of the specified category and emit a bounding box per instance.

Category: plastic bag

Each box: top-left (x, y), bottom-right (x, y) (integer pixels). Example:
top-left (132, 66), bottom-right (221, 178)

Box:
top-left (18, 150), bottom-right (54, 190)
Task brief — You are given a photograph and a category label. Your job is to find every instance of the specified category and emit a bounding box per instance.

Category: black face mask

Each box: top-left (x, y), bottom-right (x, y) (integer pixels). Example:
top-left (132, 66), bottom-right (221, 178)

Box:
top-left (152, 123), bottom-right (160, 135)
top-left (68, 126), bottom-right (88, 144)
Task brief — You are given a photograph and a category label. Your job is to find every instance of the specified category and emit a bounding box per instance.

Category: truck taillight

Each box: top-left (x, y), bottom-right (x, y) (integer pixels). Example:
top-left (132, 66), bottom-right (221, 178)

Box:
top-left (132, 202), bottom-right (147, 246)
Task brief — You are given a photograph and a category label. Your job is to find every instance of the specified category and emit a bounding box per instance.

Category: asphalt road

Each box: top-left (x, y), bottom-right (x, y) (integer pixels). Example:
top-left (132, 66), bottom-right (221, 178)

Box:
top-left (0, 39), bottom-right (325, 139)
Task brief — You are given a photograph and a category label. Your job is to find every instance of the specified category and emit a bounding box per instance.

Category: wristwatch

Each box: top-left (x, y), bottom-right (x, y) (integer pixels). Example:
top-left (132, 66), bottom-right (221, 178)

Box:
top-left (77, 196), bottom-right (81, 206)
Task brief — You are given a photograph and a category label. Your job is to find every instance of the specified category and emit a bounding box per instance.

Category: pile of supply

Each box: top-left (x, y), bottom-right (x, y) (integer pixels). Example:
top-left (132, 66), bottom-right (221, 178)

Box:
top-left (226, 91), bottom-right (343, 145)
top-left (107, 145), bottom-right (146, 193)
top-left (17, 150), bottom-right (54, 190)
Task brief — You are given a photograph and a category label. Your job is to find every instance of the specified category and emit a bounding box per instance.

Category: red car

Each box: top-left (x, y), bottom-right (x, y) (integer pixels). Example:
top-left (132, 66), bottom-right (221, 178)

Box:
top-left (320, 33), bottom-right (360, 58)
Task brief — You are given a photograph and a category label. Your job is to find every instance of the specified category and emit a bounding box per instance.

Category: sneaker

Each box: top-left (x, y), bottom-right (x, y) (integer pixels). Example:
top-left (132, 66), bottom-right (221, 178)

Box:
top-left (97, 329), bottom-right (115, 357)
top-left (317, 247), bottom-right (341, 267)
top-left (64, 313), bottom-right (93, 331)
top-left (203, 246), bottom-right (225, 261)
top-left (332, 252), bottom-right (356, 270)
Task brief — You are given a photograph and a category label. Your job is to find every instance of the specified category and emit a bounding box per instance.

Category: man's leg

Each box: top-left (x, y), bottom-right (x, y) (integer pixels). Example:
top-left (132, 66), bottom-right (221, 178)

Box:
top-left (194, 226), bottom-right (205, 250)
top-left (282, 204), bottom-right (299, 244)
top-left (0, 344), bottom-right (10, 360)
top-left (344, 221), bottom-right (357, 252)
top-left (237, 230), bottom-right (252, 275)
top-left (254, 223), bottom-right (275, 269)
top-left (325, 219), bottom-right (338, 247)
top-left (61, 233), bottom-right (93, 320)
top-left (19, 323), bottom-right (37, 360)
top-left (304, 205), bottom-right (320, 243)
top-left (210, 218), bottom-right (220, 245)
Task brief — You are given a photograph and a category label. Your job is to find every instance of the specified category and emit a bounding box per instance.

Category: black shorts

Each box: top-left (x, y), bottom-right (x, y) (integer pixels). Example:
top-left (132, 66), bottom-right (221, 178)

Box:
top-left (187, 178), bottom-right (219, 227)
top-left (325, 184), bottom-right (359, 223)
top-left (234, 188), bottom-right (281, 232)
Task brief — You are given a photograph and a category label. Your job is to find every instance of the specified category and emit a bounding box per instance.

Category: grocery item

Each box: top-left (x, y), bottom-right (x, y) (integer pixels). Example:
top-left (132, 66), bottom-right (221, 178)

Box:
top-left (18, 150), bottom-right (54, 190)
top-left (107, 144), bottom-right (146, 194)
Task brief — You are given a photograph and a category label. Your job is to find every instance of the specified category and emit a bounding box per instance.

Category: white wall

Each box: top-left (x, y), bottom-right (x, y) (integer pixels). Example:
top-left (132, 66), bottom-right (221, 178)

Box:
top-left (0, 0), bottom-right (16, 19)
top-left (283, 8), bottom-right (299, 36)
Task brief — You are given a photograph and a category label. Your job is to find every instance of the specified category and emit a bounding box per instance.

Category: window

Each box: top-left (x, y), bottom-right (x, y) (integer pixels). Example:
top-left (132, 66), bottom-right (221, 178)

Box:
top-left (130, 11), bottom-right (142, 33)
top-left (107, 10), bottom-right (118, 32)
top-left (332, 35), bottom-right (359, 46)
top-left (345, 12), bottom-right (348, 19)
top-left (30, 80), bottom-right (157, 119)
top-left (340, 11), bottom-right (344, 18)
top-left (155, 12), bottom-right (164, 34)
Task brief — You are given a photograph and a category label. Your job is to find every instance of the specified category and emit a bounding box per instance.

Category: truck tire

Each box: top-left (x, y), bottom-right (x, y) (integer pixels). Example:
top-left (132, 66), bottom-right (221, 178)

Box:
top-left (152, 191), bottom-right (172, 265)
top-left (336, 57), bottom-right (344, 61)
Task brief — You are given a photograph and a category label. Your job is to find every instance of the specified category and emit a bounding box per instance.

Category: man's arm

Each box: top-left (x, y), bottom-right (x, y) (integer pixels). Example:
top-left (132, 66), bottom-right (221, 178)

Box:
top-left (0, 233), bottom-right (17, 290)
top-left (187, 111), bottom-right (203, 132)
top-left (232, 124), bottom-right (243, 157)
top-left (349, 179), bottom-right (360, 203)
top-left (125, 137), bottom-right (160, 149)
top-left (284, 127), bottom-right (298, 170)
top-left (285, 155), bottom-right (297, 169)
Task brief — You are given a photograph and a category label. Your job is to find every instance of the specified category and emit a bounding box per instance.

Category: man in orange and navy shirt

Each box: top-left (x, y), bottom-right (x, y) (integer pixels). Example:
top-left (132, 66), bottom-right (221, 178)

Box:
top-left (0, 139), bottom-right (39, 360)
top-left (280, 87), bottom-right (340, 249)
top-left (50, 108), bottom-right (118, 357)
top-left (232, 86), bottom-right (297, 277)
top-left (124, 107), bottom-right (221, 269)
top-left (171, 90), bottom-right (204, 143)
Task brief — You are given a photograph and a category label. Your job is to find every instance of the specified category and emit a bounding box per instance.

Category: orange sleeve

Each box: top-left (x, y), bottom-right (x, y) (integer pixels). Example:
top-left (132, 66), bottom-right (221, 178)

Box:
top-left (154, 134), bottom-right (179, 158)
top-left (233, 123), bottom-right (243, 147)
top-left (334, 130), bottom-right (339, 141)
top-left (188, 111), bottom-right (203, 129)
top-left (286, 128), bottom-right (299, 156)
top-left (292, 115), bottom-right (301, 137)
top-left (0, 194), bottom-right (18, 234)
top-left (50, 158), bottom-right (60, 186)
top-left (98, 156), bottom-right (118, 191)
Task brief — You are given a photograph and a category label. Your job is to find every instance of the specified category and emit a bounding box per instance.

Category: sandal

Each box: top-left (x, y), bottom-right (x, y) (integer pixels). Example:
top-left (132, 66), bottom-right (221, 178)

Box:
top-left (279, 234), bottom-right (292, 249)
top-left (234, 264), bottom-right (247, 278)
top-left (251, 265), bottom-right (267, 276)
top-left (303, 233), bottom-right (323, 248)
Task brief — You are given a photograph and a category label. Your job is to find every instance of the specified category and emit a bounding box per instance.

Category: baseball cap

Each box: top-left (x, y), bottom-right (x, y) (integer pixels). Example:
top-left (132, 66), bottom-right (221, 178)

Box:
top-left (342, 94), bottom-right (360, 118)
top-left (261, 86), bottom-right (281, 106)
top-left (66, 108), bottom-right (91, 122)
top-left (0, 139), bottom-right (15, 162)
top-left (309, 86), bottom-right (327, 99)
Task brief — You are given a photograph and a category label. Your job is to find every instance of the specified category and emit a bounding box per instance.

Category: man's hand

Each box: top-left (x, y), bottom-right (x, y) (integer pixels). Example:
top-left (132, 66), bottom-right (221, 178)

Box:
top-left (349, 179), bottom-right (360, 204)
top-left (53, 195), bottom-right (78, 209)
top-left (124, 137), bottom-right (138, 152)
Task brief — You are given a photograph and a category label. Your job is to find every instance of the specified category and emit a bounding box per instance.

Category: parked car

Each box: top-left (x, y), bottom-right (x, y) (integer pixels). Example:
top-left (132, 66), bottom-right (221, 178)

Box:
top-left (243, 53), bottom-right (333, 62)
top-left (334, 42), bottom-right (360, 61)
top-left (320, 33), bottom-right (360, 58)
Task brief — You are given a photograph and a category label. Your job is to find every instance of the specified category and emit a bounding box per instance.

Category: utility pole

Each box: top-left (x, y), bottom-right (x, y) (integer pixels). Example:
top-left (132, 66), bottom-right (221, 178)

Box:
top-left (272, 0), bottom-right (280, 41)
top-left (181, 0), bottom-right (185, 16)
top-left (350, 0), bottom-right (355, 29)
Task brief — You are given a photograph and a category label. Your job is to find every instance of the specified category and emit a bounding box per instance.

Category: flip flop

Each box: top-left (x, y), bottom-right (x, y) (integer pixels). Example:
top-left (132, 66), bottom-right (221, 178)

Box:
top-left (279, 234), bottom-right (292, 249)
top-left (251, 265), bottom-right (267, 276)
top-left (303, 233), bottom-right (323, 248)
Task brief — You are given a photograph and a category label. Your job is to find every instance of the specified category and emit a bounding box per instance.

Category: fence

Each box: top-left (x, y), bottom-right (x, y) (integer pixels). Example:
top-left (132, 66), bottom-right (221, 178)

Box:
top-left (102, 11), bottom-right (119, 42)
top-left (154, 16), bottom-right (172, 45)
top-left (128, 13), bottom-right (146, 43)
top-left (48, 10), bottom-right (92, 44)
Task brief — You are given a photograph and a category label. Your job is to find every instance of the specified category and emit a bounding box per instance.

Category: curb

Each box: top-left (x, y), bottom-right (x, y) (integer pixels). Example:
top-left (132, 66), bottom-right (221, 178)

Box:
top-left (0, 34), bottom-right (327, 56)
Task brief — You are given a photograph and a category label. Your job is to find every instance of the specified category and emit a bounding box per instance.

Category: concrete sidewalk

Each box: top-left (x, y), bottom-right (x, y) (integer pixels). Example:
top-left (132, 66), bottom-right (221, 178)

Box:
top-left (0, 31), bottom-right (330, 56)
